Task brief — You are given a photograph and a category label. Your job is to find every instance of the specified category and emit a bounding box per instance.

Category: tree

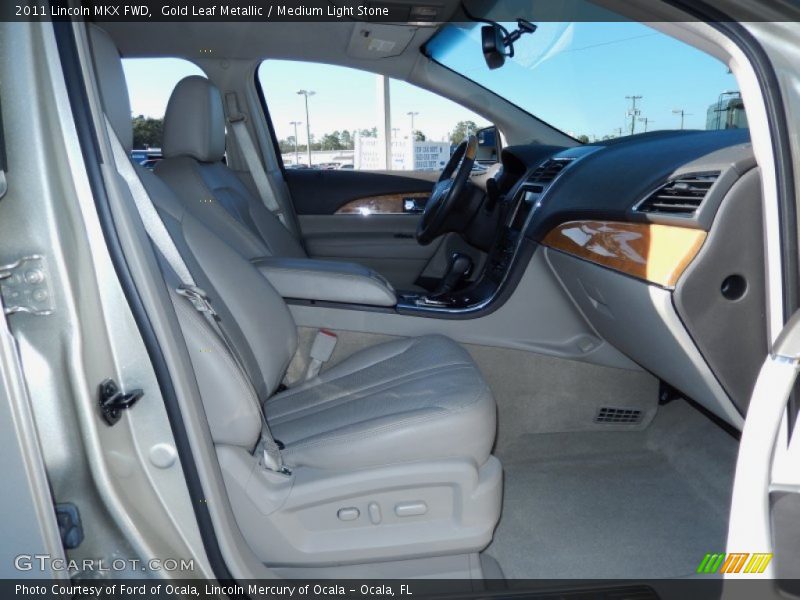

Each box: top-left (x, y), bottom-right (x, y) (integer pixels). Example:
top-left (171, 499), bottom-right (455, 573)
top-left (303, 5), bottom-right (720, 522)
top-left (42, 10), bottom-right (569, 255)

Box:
top-left (449, 120), bottom-right (477, 145)
top-left (278, 136), bottom-right (296, 154)
top-left (131, 115), bottom-right (164, 149)
top-left (576, 134), bottom-right (590, 143)
top-left (413, 130), bottom-right (426, 142)
top-left (359, 127), bottom-right (378, 138)
top-left (321, 131), bottom-right (344, 151)
top-left (340, 130), bottom-right (353, 149)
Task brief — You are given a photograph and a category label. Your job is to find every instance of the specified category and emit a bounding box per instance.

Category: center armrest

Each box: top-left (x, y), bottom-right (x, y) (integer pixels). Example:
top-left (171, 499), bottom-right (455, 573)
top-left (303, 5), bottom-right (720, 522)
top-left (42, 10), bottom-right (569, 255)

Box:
top-left (251, 257), bottom-right (397, 307)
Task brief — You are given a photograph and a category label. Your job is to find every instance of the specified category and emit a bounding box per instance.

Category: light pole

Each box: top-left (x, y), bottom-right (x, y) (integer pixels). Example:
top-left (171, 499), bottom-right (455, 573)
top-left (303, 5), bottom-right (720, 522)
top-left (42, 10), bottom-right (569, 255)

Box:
top-left (626, 95), bottom-right (642, 135)
top-left (638, 117), bottom-right (654, 133)
top-left (289, 120), bottom-right (301, 165)
top-left (407, 111), bottom-right (419, 136)
top-left (297, 90), bottom-right (315, 166)
top-left (672, 108), bottom-right (692, 130)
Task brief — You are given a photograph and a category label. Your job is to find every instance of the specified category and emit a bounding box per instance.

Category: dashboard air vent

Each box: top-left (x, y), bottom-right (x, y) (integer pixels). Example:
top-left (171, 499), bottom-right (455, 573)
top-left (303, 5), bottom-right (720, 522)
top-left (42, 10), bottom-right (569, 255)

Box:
top-left (528, 158), bottom-right (573, 185)
top-left (636, 173), bottom-right (719, 216)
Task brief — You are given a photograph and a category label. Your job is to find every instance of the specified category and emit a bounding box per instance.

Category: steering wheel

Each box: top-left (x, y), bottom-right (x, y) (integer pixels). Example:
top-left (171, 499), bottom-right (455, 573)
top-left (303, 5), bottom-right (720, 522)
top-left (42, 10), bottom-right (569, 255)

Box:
top-left (416, 135), bottom-right (478, 245)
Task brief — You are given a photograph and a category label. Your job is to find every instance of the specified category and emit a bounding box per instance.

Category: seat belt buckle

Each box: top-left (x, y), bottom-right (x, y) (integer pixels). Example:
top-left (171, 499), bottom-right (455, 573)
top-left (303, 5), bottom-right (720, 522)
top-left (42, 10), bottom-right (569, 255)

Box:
top-left (305, 329), bottom-right (337, 380)
top-left (258, 435), bottom-right (291, 476)
top-left (261, 447), bottom-right (292, 476)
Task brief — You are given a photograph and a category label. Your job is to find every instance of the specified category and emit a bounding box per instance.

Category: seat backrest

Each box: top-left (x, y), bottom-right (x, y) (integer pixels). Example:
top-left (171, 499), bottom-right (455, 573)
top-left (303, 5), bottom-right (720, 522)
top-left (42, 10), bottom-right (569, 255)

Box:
top-left (88, 26), bottom-right (298, 447)
top-left (155, 76), bottom-right (306, 260)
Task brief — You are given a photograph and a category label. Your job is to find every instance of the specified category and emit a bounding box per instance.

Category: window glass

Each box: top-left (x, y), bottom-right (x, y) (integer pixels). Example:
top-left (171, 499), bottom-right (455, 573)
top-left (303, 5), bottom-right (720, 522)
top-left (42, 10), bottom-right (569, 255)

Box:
top-left (427, 20), bottom-right (744, 141)
top-left (258, 60), bottom-right (489, 171)
top-left (122, 58), bottom-right (206, 161)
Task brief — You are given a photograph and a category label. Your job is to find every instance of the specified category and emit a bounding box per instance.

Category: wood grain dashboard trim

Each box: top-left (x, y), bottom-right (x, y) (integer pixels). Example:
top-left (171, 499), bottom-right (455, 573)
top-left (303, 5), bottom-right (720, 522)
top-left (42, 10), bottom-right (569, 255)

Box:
top-left (542, 220), bottom-right (707, 288)
top-left (335, 192), bottom-right (430, 215)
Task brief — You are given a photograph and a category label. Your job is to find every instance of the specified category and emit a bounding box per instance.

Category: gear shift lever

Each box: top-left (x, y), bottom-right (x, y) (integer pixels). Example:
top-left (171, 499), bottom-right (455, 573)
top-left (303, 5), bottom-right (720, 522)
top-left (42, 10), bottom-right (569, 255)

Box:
top-left (434, 252), bottom-right (473, 296)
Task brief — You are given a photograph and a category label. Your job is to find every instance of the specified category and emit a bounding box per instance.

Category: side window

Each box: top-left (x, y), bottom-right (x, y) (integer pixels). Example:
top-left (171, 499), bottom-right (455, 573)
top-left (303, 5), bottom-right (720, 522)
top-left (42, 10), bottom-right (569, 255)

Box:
top-left (257, 60), bottom-right (489, 171)
top-left (121, 58), bottom-right (205, 166)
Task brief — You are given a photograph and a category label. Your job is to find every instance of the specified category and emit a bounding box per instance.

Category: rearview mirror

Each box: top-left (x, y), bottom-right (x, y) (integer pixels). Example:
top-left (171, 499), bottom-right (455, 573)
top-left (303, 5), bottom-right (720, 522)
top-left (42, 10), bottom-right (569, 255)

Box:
top-left (475, 126), bottom-right (500, 163)
top-left (481, 25), bottom-right (506, 70)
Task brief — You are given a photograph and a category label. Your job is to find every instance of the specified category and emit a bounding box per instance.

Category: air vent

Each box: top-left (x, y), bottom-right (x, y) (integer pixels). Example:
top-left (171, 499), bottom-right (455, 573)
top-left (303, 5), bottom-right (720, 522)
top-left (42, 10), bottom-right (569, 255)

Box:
top-left (636, 173), bottom-right (719, 216)
top-left (528, 158), bottom-right (573, 185)
top-left (594, 407), bottom-right (643, 424)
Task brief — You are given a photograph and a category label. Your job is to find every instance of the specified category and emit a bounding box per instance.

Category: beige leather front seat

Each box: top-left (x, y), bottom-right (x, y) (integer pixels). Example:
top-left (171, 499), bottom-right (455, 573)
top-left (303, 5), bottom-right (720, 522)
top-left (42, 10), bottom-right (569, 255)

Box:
top-left (90, 26), bottom-right (502, 568)
top-left (155, 75), bottom-right (305, 260)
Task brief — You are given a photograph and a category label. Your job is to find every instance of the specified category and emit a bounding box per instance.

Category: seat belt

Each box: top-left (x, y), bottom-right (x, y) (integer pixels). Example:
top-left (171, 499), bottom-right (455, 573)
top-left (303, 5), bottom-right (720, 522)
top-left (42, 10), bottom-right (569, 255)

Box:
top-left (224, 92), bottom-right (290, 229)
top-left (104, 117), bottom-right (289, 475)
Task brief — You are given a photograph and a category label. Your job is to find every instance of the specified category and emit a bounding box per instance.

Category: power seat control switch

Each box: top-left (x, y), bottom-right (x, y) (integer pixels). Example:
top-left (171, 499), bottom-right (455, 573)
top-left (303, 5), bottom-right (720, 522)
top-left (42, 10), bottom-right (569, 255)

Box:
top-left (337, 507), bottom-right (360, 522)
top-left (368, 502), bottom-right (382, 524)
top-left (395, 501), bottom-right (428, 517)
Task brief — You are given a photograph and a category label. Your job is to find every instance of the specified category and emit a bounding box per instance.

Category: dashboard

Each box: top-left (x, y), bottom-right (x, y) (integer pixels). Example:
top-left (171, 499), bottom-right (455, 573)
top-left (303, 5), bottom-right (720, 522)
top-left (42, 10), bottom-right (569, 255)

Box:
top-left (496, 128), bottom-right (762, 427)
top-left (401, 127), bottom-right (763, 429)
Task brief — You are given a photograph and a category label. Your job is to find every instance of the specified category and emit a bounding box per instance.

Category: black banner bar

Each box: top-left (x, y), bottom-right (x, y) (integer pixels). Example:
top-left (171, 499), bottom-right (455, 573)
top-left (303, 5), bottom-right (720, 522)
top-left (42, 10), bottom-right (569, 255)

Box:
top-left (2, 578), bottom-right (799, 600)
top-left (2, 0), bottom-right (800, 23)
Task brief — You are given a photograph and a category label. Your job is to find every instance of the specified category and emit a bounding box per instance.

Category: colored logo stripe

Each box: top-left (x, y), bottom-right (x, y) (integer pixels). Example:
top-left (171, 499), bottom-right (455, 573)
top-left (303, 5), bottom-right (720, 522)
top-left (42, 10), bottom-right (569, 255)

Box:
top-left (697, 553), bottom-right (773, 574)
top-left (697, 553), bottom-right (725, 574)
top-left (721, 553), bottom-right (749, 573)
top-left (745, 553), bottom-right (773, 574)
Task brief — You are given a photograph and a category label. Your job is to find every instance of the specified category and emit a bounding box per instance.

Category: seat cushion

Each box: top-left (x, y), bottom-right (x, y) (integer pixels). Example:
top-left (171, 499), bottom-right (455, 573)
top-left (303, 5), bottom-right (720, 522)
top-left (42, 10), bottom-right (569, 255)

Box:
top-left (265, 335), bottom-right (496, 470)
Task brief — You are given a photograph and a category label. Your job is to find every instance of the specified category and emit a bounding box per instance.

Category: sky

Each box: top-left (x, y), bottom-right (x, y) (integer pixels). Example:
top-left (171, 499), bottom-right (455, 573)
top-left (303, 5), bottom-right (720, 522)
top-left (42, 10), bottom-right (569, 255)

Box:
top-left (122, 21), bottom-right (740, 144)
top-left (257, 62), bottom-right (488, 143)
top-left (429, 21), bottom-right (739, 139)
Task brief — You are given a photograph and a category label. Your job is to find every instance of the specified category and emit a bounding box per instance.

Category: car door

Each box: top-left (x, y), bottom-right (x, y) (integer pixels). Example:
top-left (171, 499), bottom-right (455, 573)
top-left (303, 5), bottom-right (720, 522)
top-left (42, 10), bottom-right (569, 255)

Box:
top-left (258, 60), bottom-right (491, 290)
top-left (726, 309), bottom-right (800, 583)
top-left (286, 168), bottom-right (442, 290)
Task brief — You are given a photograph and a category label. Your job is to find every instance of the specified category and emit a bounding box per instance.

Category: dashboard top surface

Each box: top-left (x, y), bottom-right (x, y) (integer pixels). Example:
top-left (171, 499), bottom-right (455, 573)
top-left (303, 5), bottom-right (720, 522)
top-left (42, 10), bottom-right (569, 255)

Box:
top-left (498, 128), bottom-right (755, 240)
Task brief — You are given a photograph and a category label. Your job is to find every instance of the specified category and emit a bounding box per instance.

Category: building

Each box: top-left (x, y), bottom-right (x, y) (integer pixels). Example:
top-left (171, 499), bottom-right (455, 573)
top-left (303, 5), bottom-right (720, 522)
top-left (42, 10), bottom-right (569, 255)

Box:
top-left (355, 136), bottom-right (450, 171)
top-left (281, 138), bottom-right (450, 171)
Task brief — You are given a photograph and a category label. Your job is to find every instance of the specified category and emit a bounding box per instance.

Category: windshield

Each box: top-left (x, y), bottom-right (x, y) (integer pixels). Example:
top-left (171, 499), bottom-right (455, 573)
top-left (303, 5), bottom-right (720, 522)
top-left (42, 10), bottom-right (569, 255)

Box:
top-left (427, 21), bottom-right (745, 141)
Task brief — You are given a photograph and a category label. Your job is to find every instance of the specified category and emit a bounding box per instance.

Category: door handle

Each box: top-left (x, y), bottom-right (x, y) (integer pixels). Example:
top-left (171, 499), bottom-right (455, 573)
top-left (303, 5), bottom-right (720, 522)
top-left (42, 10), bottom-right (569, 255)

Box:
top-left (403, 197), bottom-right (426, 214)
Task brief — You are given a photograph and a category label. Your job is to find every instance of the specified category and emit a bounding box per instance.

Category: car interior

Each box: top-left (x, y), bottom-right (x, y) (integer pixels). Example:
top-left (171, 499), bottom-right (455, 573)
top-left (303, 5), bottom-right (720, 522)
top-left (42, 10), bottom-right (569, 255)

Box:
top-left (15, 0), bottom-right (775, 582)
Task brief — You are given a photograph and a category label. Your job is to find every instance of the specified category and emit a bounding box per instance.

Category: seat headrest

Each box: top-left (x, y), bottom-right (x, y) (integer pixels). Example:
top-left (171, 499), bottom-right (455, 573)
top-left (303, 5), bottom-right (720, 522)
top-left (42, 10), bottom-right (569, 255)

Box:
top-left (88, 26), bottom-right (133, 152)
top-left (162, 76), bottom-right (226, 163)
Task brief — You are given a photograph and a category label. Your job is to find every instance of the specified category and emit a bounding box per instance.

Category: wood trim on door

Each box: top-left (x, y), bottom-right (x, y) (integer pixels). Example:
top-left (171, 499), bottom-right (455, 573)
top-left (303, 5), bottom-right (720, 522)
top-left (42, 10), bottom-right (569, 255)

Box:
top-left (335, 192), bottom-right (430, 215)
top-left (542, 220), bottom-right (707, 288)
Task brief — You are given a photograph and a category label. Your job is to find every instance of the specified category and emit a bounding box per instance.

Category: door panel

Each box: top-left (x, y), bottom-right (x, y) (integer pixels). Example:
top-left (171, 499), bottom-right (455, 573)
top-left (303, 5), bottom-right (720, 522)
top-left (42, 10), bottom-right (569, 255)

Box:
top-left (287, 169), bottom-right (443, 290)
top-left (286, 169), bottom-right (436, 215)
top-left (298, 214), bottom-right (443, 290)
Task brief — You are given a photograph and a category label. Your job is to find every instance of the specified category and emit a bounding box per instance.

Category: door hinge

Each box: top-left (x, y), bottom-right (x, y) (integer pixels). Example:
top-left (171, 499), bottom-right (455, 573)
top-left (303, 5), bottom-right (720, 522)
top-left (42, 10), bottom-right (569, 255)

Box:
top-left (99, 378), bottom-right (143, 426)
top-left (55, 503), bottom-right (83, 549)
top-left (0, 255), bottom-right (54, 316)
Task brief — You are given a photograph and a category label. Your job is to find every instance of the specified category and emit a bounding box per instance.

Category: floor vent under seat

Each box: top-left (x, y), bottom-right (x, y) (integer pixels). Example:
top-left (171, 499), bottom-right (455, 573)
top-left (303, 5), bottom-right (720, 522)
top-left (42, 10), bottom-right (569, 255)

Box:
top-left (594, 406), bottom-right (643, 424)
